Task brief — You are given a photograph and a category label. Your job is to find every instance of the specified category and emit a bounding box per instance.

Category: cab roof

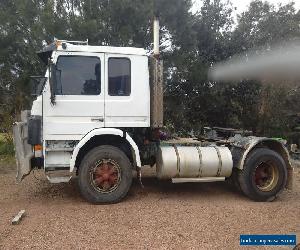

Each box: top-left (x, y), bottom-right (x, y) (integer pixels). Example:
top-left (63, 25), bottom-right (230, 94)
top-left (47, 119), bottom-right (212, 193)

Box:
top-left (37, 40), bottom-right (147, 64)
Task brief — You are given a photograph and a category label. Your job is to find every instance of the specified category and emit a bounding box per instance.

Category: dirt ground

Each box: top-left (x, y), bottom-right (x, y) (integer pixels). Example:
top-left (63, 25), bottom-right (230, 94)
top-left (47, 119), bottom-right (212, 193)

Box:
top-left (0, 163), bottom-right (299, 250)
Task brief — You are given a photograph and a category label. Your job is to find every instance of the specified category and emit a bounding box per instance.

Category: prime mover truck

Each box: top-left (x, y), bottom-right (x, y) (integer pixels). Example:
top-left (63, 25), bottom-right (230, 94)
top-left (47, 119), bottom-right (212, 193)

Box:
top-left (13, 19), bottom-right (293, 204)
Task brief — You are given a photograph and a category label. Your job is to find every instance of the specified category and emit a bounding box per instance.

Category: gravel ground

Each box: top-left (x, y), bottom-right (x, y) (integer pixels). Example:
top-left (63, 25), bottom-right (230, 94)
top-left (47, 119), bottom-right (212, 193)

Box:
top-left (0, 163), bottom-right (299, 250)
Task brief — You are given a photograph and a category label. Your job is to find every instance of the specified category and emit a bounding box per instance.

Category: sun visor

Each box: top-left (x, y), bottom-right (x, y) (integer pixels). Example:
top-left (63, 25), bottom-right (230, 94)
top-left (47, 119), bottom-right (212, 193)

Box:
top-left (37, 42), bottom-right (56, 64)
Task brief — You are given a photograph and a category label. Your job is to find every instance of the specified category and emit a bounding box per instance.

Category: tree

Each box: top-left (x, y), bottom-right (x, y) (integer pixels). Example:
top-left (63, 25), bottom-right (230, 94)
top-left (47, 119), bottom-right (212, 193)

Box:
top-left (164, 0), bottom-right (234, 134)
top-left (230, 0), bottom-right (300, 137)
top-left (1, 0), bottom-right (300, 140)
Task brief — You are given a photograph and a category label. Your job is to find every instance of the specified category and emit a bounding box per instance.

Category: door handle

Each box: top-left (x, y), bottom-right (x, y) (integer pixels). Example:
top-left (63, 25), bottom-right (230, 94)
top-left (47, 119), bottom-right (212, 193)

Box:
top-left (91, 117), bottom-right (104, 122)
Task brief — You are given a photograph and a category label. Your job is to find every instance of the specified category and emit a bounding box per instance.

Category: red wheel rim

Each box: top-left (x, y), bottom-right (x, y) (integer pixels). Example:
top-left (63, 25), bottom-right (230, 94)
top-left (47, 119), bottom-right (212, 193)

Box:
top-left (91, 159), bottom-right (121, 193)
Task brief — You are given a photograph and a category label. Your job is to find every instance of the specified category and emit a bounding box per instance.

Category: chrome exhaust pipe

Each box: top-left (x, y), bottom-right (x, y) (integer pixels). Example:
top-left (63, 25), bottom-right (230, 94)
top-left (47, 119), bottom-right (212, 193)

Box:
top-left (153, 17), bottom-right (160, 58)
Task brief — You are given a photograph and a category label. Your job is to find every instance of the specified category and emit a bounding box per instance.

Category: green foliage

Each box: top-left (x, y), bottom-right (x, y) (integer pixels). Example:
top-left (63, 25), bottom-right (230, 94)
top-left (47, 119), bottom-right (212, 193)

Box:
top-left (1, 0), bottom-right (300, 140)
top-left (0, 134), bottom-right (14, 155)
top-left (0, 141), bottom-right (14, 156)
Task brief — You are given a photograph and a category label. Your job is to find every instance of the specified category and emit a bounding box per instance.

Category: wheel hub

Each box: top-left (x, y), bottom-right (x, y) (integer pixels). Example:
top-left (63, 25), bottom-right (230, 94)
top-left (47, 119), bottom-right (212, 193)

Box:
top-left (254, 161), bottom-right (279, 192)
top-left (91, 159), bottom-right (121, 193)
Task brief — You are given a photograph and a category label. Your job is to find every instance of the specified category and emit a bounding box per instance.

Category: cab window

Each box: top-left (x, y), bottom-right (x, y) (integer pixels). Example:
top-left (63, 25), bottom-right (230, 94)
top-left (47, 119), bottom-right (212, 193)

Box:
top-left (55, 56), bottom-right (101, 95)
top-left (108, 58), bottom-right (131, 96)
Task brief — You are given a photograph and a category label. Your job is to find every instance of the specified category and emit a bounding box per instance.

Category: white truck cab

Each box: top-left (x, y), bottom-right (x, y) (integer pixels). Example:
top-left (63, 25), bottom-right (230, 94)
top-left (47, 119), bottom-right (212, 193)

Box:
top-left (35, 42), bottom-right (150, 133)
top-left (13, 20), bottom-right (293, 204)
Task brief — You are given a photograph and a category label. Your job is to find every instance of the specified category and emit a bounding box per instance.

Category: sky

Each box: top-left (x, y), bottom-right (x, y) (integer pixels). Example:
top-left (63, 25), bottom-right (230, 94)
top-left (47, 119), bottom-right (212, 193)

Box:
top-left (192, 0), bottom-right (300, 15)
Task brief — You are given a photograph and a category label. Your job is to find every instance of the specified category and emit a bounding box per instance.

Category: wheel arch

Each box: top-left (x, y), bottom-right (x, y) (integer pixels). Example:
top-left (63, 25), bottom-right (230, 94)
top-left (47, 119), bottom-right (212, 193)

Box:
top-left (232, 137), bottom-right (293, 189)
top-left (70, 128), bottom-right (141, 173)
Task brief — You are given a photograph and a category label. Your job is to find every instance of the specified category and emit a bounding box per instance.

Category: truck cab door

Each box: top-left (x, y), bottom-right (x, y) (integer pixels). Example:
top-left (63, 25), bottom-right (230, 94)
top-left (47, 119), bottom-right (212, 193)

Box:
top-left (104, 54), bottom-right (150, 127)
top-left (43, 52), bottom-right (105, 140)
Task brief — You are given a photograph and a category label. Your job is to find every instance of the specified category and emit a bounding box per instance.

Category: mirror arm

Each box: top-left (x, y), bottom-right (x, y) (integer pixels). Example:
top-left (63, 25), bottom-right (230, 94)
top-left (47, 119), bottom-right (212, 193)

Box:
top-left (48, 59), bottom-right (56, 105)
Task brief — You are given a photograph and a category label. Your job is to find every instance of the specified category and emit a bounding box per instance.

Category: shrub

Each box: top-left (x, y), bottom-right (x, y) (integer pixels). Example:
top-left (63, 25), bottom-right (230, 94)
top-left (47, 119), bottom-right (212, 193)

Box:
top-left (0, 134), bottom-right (14, 155)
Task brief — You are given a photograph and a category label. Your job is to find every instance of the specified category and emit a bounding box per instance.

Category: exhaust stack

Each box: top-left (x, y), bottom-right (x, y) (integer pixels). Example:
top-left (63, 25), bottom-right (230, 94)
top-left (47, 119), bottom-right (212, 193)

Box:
top-left (153, 17), bottom-right (160, 58)
top-left (150, 16), bottom-right (163, 128)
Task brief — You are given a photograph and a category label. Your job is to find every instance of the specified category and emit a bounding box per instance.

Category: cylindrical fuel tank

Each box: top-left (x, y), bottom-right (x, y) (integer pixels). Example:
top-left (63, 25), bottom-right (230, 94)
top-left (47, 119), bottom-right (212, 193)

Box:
top-left (156, 146), bottom-right (233, 179)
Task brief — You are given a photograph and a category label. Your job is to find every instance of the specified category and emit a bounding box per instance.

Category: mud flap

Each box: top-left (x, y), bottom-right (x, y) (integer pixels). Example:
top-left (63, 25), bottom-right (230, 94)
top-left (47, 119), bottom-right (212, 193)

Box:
top-left (12, 111), bottom-right (34, 182)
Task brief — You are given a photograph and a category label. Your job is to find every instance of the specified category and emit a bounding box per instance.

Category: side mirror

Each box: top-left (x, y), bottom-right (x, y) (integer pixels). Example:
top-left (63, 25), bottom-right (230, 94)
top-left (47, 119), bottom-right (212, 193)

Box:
top-left (49, 60), bottom-right (57, 104)
top-left (30, 76), bottom-right (47, 97)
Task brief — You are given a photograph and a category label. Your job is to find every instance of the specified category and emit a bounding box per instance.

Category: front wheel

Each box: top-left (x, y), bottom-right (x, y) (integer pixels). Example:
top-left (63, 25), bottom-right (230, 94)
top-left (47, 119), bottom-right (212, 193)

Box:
top-left (238, 148), bottom-right (287, 201)
top-left (78, 145), bottom-right (133, 204)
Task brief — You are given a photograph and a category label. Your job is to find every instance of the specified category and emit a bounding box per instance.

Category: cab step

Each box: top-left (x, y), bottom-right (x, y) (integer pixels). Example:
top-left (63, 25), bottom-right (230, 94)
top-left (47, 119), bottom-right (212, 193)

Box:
top-left (45, 147), bottom-right (74, 152)
top-left (46, 176), bottom-right (72, 184)
top-left (46, 169), bottom-right (72, 183)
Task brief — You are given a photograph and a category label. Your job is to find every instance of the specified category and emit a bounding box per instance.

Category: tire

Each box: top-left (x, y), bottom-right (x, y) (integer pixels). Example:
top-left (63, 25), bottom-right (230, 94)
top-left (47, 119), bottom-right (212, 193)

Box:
top-left (78, 145), bottom-right (133, 204)
top-left (238, 148), bottom-right (287, 202)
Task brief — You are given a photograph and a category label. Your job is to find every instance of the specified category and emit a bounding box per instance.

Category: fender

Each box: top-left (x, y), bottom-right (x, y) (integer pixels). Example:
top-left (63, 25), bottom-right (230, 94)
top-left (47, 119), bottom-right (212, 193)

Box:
top-left (231, 136), bottom-right (293, 189)
top-left (69, 128), bottom-right (141, 172)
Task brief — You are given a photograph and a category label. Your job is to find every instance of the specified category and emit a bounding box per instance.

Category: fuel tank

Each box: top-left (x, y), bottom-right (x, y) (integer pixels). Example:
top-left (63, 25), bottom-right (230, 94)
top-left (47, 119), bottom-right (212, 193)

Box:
top-left (156, 146), bottom-right (233, 179)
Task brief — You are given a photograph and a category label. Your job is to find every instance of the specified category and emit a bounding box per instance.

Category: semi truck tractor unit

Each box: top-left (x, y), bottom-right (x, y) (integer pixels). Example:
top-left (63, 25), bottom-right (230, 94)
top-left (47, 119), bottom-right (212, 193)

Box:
top-left (13, 19), bottom-right (293, 204)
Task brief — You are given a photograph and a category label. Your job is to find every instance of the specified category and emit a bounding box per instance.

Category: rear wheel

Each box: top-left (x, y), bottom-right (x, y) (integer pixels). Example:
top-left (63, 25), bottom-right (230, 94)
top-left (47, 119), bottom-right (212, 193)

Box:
top-left (78, 145), bottom-right (132, 204)
top-left (238, 148), bottom-right (287, 201)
